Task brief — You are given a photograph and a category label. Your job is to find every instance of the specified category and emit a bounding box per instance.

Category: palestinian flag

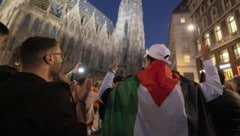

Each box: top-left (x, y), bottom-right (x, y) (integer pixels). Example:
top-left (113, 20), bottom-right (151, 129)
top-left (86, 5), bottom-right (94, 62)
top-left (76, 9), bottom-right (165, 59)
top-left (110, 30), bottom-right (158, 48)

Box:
top-left (101, 60), bottom-right (215, 136)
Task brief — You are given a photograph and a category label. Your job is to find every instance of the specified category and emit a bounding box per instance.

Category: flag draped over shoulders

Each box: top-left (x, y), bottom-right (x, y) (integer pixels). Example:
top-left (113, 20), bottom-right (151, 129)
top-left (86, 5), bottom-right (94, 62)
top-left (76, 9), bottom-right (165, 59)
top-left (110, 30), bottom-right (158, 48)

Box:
top-left (101, 76), bottom-right (140, 136)
top-left (137, 60), bottom-right (179, 107)
top-left (101, 60), bottom-right (215, 136)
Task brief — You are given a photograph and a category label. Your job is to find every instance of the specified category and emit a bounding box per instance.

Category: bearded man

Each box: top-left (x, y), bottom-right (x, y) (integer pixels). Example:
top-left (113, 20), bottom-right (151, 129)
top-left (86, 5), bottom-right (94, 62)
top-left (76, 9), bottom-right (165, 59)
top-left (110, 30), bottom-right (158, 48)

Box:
top-left (0, 36), bottom-right (87, 136)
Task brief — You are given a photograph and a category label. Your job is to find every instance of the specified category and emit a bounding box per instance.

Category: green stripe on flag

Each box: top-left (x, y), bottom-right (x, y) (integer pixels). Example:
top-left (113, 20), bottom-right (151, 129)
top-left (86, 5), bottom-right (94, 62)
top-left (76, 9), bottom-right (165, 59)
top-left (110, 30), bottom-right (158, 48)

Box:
top-left (102, 76), bottom-right (140, 136)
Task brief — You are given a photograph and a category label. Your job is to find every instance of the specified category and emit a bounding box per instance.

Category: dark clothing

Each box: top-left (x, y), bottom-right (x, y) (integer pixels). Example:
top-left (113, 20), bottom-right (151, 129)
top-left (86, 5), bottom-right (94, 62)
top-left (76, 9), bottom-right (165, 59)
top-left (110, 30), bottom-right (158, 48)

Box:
top-left (0, 72), bottom-right (87, 136)
top-left (208, 88), bottom-right (240, 136)
top-left (180, 76), bottom-right (216, 136)
top-left (99, 88), bottom-right (111, 120)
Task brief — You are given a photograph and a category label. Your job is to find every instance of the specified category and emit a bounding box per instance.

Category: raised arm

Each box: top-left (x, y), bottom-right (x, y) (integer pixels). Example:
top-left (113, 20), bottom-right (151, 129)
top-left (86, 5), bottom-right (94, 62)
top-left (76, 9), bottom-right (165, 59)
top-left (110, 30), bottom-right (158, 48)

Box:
top-left (200, 46), bottom-right (223, 102)
top-left (98, 58), bottom-right (119, 102)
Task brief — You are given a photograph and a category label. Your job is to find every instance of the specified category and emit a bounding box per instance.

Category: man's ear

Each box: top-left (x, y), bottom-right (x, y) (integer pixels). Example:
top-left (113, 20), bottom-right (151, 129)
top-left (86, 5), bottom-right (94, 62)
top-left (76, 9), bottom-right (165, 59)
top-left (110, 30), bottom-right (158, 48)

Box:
top-left (44, 54), bottom-right (54, 65)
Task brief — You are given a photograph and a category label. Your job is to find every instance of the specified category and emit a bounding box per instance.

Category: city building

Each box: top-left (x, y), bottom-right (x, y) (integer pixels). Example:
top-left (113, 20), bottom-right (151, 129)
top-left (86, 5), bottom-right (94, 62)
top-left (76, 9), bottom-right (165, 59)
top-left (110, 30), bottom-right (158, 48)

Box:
top-left (186, 0), bottom-right (240, 81)
top-left (168, 0), bottom-right (199, 81)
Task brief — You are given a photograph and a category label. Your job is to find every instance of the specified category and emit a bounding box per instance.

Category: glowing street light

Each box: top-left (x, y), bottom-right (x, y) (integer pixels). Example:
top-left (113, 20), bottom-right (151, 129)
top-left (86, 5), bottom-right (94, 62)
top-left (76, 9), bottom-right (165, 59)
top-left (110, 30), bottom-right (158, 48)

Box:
top-left (78, 67), bottom-right (85, 73)
top-left (187, 24), bottom-right (195, 31)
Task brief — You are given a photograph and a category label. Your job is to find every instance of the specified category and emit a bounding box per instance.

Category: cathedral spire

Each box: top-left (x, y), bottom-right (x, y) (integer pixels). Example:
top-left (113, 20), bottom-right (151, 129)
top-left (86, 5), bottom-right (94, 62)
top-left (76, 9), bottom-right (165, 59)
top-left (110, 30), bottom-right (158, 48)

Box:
top-left (113, 0), bottom-right (145, 74)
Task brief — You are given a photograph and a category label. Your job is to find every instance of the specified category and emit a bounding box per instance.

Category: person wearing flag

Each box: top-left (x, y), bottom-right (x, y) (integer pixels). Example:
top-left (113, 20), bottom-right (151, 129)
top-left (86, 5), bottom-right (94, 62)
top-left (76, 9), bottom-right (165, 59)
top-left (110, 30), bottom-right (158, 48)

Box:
top-left (99, 44), bottom-right (222, 136)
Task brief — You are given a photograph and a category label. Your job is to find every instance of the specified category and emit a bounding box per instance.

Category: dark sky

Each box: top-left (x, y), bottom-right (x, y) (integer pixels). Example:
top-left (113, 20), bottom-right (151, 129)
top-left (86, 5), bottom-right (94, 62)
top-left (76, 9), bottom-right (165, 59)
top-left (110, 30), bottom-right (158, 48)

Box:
top-left (88, 0), bottom-right (181, 49)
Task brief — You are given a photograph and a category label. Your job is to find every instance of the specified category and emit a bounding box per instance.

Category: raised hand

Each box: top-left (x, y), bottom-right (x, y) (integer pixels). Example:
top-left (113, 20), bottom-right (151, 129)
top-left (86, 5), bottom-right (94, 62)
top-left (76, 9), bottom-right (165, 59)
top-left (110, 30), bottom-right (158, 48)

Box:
top-left (110, 58), bottom-right (120, 72)
top-left (200, 45), bottom-right (211, 61)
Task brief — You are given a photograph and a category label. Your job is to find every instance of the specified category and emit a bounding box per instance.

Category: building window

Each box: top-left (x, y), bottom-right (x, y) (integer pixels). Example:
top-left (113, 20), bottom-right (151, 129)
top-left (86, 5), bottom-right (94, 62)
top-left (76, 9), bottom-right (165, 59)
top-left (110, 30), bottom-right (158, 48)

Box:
top-left (31, 18), bottom-right (40, 31)
top-left (204, 33), bottom-right (211, 46)
top-left (223, 68), bottom-right (233, 81)
top-left (184, 55), bottom-right (190, 63)
top-left (211, 8), bottom-right (218, 21)
top-left (214, 26), bottom-right (223, 42)
top-left (220, 49), bottom-right (230, 63)
top-left (61, 34), bottom-right (67, 48)
top-left (234, 42), bottom-right (240, 59)
top-left (81, 16), bottom-right (85, 25)
top-left (180, 18), bottom-right (186, 23)
top-left (99, 53), bottom-right (104, 69)
top-left (211, 54), bottom-right (216, 65)
top-left (21, 14), bottom-right (31, 28)
top-left (208, 0), bottom-right (214, 4)
top-left (200, 5), bottom-right (205, 14)
top-left (202, 17), bottom-right (208, 29)
top-left (42, 23), bottom-right (50, 36)
top-left (51, 26), bottom-right (57, 38)
top-left (227, 16), bottom-right (237, 34)
top-left (223, 0), bottom-right (231, 10)
top-left (197, 43), bottom-right (201, 52)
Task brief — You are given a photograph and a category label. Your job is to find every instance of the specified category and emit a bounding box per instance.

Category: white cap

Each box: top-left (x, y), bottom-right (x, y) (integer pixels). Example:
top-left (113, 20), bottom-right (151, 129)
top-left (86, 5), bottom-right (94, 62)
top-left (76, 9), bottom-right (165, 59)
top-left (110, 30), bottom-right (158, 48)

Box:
top-left (147, 44), bottom-right (171, 64)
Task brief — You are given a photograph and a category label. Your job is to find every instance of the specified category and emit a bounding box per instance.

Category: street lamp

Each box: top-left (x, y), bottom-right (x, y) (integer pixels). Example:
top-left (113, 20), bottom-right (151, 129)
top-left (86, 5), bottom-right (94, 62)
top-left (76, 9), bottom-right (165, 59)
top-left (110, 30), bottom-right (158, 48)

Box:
top-left (78, 67), bottom-right (85, 73)
top-left (187, 24), bottom-right (195, 31)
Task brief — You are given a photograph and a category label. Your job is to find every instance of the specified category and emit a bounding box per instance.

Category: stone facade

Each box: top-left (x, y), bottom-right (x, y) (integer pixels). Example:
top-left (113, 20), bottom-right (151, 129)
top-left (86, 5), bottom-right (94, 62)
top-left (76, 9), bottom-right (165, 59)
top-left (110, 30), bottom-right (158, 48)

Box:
top-left (0, 0), bottom-right (144, 78)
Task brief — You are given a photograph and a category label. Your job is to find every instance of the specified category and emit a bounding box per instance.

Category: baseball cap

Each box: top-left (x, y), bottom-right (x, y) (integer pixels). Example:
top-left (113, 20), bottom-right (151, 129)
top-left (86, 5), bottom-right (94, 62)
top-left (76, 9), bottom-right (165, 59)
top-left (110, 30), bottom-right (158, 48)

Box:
top-left (147, 44), bottom-right (171, 64)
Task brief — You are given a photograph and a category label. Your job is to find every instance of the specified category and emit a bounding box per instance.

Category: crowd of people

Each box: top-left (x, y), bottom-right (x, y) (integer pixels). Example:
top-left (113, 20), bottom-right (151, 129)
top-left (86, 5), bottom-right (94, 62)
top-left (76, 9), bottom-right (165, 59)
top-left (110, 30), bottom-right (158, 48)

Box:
top-left (0, 21), bottom-right (240, 136)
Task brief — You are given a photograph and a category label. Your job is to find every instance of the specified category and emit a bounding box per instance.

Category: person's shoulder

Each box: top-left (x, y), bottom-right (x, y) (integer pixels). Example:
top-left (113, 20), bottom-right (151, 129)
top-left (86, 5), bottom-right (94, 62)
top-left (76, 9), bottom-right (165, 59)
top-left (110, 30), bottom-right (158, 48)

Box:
top-left (223, 88), bottom-right (240, 99)
top-left (46, 81), bottom-right (70, 90)
top-left (180, 75), bottom-right (199, 87)
top-left (43, 81), bottom-right (71, 95)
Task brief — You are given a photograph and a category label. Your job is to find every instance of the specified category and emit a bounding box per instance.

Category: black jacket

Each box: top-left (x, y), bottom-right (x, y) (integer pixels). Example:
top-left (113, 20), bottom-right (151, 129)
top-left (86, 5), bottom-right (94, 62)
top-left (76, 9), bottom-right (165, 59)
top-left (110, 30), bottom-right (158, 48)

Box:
top-left (208, 88), bottom-right (240, 136)
top-left (180, 75), bottom-right (216, 136)
top-left (0, 72), bottom-right (87, 136)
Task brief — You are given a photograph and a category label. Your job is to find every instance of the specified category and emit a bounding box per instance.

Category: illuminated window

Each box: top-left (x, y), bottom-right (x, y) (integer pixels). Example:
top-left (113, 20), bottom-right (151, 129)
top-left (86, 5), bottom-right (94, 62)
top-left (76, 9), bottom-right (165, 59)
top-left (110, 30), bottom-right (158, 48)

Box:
top-left (227, 16), bottom-right (237, 34)
top-left (220, 49), bottom-right (230, 63)
top-left (180, 18), bottom-right (186, 23)
top-left (223, 68), bottom-right (233, 81)
top-left (205, 33), bottom-right (211, 46)
top-left (184, 55), bottom-right (190, 63)
top-left (214, 26), bottom-right (223, 42)
top-left (197, 43), bottom-right (201, 52)
top-left (211, 54), bottom-right (216, 65)
top-left (234, 42), bottom-right (240, 59)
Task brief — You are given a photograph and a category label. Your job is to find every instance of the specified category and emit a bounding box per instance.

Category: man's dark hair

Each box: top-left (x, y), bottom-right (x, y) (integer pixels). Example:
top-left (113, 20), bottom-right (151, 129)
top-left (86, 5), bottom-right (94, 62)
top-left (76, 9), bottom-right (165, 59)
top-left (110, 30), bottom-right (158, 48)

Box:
top-left (20, 36), bottom-right (58, 66)
top-left (146, 55), bottom-right (156, 63)
top-left (77, 78), bottom-right (86, 86)
top-left (0, 22), bottom-right (9, 35)
top-left (113, 76), bottom-right (124, 84)
top-left (0, 65), bottom-right (18, 82)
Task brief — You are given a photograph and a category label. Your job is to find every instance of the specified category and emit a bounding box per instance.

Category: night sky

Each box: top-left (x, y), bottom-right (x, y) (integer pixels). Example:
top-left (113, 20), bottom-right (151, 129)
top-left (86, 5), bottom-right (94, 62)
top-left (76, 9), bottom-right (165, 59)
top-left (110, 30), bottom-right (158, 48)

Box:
top-left (88, 0), bottom-right (181, 49)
